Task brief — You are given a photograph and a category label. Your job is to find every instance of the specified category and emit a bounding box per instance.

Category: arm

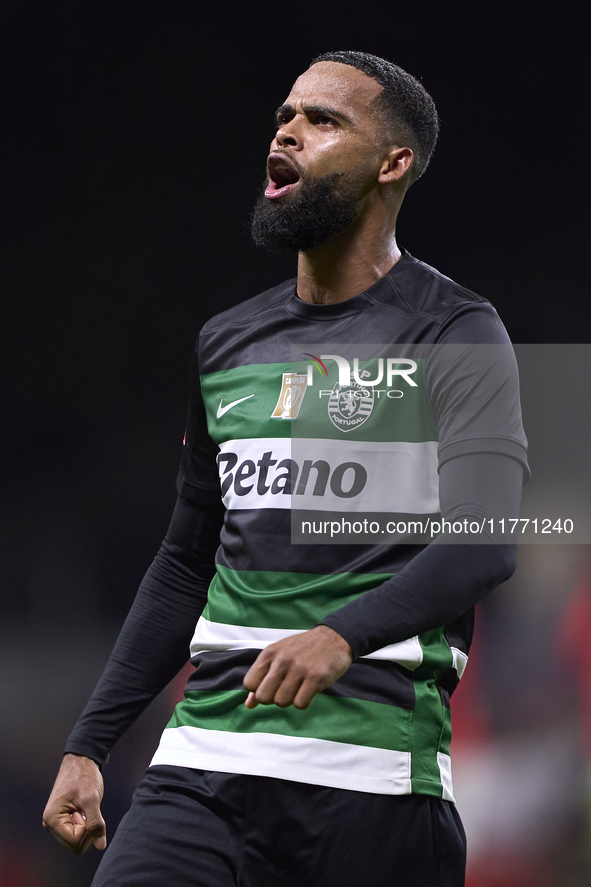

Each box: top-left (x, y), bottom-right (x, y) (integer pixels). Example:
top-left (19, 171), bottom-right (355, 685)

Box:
top-left (42, 494), bottom-right (224, 853)
top-left (317, 451), bottom-right (522, 655)
top-left (244, 314), bottom-right (529, 707)
top-left (243, 451), bottom-right (524, 709)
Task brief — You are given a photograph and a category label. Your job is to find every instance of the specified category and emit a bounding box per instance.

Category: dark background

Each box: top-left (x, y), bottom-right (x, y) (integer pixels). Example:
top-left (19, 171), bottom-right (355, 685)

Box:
top-left (2, 2), bottom-right (590, 885)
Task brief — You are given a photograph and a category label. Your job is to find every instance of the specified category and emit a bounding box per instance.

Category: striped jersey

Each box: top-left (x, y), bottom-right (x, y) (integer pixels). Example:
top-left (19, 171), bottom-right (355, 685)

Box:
top-left (150, 251), bottom-right (528, 800)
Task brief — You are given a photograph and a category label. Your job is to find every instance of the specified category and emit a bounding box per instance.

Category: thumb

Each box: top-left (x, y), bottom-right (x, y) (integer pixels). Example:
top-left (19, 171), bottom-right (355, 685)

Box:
top-left (79, 801), bottom-right (107, 850)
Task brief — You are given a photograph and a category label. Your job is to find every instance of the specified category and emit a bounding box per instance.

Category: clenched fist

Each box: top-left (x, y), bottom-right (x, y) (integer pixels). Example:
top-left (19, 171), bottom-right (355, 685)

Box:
top-left (243, 624), bottom-right (353, 710)
top-left (42, 754), bottom-right (107, 855)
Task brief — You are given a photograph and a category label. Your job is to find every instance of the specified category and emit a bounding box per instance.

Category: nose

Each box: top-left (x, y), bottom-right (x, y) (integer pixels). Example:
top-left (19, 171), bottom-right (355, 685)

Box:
top-left (275, 118), bottom-right (302, 150)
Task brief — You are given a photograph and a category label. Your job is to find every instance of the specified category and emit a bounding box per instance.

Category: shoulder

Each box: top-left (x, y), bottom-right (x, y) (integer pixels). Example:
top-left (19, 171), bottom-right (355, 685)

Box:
top-left (200, 277), bottom-right (296, 335)
top-left (383, 252), bottom-right (511, 344)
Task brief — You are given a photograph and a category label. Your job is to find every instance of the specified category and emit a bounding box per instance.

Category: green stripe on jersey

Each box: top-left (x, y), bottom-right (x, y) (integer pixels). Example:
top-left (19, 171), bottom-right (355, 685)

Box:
top-left (167, 687), bottom-right (412, 753)
top-left (410, 628), bottom-right (454, 797)
top-left (204, 565), bottom-right (394, 630)
top-left (201, 361), bottom-right (437, 445)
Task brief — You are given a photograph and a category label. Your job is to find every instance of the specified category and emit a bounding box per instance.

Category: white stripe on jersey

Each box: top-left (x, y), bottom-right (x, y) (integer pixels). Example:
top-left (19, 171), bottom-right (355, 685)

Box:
top-left (151, 725), bottom-right (416, 796)
top-left (190, 616), bottom-right (425, 671)
top-left (218, 437), bottom-right (440, 514)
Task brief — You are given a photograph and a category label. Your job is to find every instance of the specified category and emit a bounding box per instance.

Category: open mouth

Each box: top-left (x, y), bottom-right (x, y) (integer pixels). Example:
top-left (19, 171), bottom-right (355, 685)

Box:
top-left (265, 153), bottom-right (301, 199)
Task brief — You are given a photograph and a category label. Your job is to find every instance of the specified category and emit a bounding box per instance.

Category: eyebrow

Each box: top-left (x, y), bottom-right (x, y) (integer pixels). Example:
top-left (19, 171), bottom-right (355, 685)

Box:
top-left (274, 103), bottom-right (353, 125)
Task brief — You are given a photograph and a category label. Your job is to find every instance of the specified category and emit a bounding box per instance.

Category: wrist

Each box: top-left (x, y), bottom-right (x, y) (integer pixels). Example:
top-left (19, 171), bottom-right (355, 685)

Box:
top-left (63, 752), bottom-right (102, 771)
top-left (313, 624), bottom-right (353, 658)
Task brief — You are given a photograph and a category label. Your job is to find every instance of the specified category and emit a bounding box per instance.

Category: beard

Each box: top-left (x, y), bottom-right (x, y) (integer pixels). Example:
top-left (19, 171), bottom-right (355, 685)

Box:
top-left (250, 169), bottom-right (365, 252)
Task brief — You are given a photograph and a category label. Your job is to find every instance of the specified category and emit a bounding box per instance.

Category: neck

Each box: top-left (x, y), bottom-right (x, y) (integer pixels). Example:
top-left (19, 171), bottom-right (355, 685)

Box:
top-left (296, 211), bottom-right (401, 305)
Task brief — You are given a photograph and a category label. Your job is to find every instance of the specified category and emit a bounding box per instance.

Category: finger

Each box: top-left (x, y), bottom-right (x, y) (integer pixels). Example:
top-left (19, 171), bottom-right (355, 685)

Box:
top-left (273, 671), bottom-right (306, 708)
top-left (68, 809), bottom-right (107, 851)
top-left (244, 691), bottom-right (259, 709)
top-left (293, 678), bottom-right (322, 710)
top-left (63, 788), bottom-right (107, 852)
top-left (243, 653), bottom-right (272, 693)
top-left (82, 831), bottom-right (100, 854)
top-left (43, 815), bottom-right (90, 855)
top-left (84, 810), bottom-right (107, 851)
top-left (252, 662), bottom-right (292, 705)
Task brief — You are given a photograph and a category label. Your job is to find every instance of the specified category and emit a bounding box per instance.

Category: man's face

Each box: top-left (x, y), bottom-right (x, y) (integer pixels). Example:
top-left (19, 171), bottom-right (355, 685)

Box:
top-left (251, 62), bottom-right (386, 252)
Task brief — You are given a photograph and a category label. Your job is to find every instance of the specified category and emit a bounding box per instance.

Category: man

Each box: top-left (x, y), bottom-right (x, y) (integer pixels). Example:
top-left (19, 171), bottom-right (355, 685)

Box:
top-left (43, 51), bottom-right (528, 886)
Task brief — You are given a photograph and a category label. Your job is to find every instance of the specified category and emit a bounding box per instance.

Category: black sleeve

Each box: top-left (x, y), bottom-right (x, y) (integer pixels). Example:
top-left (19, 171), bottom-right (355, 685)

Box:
top-left (319, 301), bottom-right (528, 658)
top-left (426, 340), bottom-right (529, 475)
top-left (63, 494), bottom-right (225, 768)
top-left (176, 336), bottom-right (222, 507)
top-left (318, 450), bottom-right (522, 658)
top-left (64, 330), bottom-right (224, 767)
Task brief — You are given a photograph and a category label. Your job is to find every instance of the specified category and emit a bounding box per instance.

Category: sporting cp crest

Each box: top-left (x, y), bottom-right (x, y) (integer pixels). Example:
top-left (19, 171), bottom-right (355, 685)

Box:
top-left (328, 379), bottom-right (374, 432)
top-left (271, 373), bottom-right (308, 420)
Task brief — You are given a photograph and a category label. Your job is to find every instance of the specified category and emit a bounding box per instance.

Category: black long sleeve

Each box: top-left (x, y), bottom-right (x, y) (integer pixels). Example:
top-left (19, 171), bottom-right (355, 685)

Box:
top-left (319, 451), bottom-right (523, 658)
top-left (63, 495), bottom-right (225, 768)
top-left (65, 452), bottom-right (521, 766)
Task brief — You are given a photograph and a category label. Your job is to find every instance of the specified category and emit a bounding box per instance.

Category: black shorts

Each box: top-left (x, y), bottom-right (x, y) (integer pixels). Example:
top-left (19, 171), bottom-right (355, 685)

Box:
top-left (92, 765), bottom-right (466, 887)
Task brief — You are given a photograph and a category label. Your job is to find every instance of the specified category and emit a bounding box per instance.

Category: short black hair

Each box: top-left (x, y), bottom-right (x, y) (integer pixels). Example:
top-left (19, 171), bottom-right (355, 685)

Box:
top-left (310, 51), bottom-right (439, 181)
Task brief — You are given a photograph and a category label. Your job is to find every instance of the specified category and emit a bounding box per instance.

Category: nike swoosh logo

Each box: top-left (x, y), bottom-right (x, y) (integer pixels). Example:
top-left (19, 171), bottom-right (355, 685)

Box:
top-left (216, 394), bottom-right (255, 418)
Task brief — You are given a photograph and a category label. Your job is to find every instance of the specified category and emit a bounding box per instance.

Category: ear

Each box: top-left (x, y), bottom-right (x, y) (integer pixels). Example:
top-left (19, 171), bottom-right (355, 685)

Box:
top-left (377, 146), bottom-right (415, 184)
